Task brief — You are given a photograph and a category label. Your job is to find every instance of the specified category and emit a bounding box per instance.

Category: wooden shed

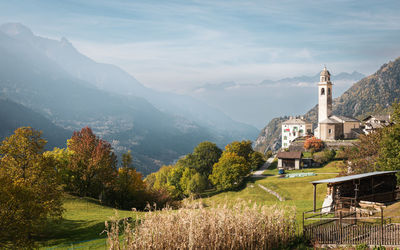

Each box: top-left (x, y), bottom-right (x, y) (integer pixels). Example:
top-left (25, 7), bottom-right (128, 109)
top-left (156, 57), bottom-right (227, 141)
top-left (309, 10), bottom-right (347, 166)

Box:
top-left (310, 171), bottom-right (399, 212)
top-left (277, 151), bottom-right (302, 170)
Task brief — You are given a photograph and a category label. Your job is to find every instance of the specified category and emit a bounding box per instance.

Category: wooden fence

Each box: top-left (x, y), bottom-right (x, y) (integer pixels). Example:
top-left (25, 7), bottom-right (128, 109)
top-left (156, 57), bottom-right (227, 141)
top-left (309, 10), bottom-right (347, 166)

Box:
top-left (304, 222), bottom-right (400, 246)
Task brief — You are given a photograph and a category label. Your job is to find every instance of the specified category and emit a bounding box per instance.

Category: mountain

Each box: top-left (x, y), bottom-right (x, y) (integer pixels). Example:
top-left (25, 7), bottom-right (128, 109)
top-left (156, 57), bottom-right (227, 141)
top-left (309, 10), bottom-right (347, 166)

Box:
top-left (190, 72), bottom-right (364, 128)
top-left (0, 98), bottom-right (71, 149)
top-left (0, 23), bottom-right (257, 175)
top-left (254, 57), bottom-right (400, 153)
top-left (0, 23), bottom-right (258, 141)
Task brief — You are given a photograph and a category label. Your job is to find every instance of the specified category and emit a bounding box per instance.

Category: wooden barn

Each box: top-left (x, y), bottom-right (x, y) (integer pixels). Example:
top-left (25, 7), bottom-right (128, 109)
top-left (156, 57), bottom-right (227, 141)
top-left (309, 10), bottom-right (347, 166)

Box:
top-left (310, 171), bottom-right (399, 212)
top-left (277, 151), bottom-right (302, 170)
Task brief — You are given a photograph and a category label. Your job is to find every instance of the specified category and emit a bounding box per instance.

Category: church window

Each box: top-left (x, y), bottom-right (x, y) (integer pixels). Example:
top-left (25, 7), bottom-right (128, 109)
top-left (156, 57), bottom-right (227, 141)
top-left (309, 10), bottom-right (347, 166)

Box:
top-left (328, 129), bottom-right (332, 134)
top-left (321, 88), bottom-right (325, 95)
top-left (328, 88), bottom-right (331, 95)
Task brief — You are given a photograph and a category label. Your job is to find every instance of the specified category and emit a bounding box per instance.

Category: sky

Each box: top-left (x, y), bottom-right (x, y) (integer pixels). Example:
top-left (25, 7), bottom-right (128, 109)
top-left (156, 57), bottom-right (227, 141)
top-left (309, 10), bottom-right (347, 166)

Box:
top-left (0, 0), bottom-right (400, 92)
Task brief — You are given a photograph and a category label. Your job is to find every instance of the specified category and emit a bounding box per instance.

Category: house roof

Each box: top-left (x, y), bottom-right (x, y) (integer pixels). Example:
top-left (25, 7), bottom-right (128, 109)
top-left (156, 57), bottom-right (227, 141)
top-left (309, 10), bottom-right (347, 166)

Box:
top-left (282, 117), bottom-right (311, 125)
top-left (277, 151), bottom-right (302, 159)
top-left (311, 171), bottom-right (398, 185)
top-left (362, 115), bottom-right (391, 122)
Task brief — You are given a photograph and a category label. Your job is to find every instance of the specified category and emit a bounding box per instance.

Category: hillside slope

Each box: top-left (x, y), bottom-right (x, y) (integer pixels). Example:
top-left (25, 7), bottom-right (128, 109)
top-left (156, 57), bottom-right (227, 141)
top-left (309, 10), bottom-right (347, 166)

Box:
top-left (0, 98), bottom-right (71, 149)
top-left (255, 57), bottom-right (400, 152)
top-left (0, 25), bottom-right (214, 174)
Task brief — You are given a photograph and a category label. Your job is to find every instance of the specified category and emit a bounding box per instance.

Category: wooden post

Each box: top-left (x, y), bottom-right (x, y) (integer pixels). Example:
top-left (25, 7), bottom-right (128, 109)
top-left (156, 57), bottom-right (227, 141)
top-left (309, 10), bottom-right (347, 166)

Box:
top-left (339, 211), bottom-right (343, 244)
top-left (381, 207), bottom-right (384, 245)
top-left (313, 183), bottom-right (317, 212)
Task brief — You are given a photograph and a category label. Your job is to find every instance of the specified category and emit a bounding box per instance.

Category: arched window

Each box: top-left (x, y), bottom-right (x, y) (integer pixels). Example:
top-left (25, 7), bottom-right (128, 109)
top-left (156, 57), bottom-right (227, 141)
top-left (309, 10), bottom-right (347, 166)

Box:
top-left (321, 88), bottom-right (325, 95)
top-left (328, 88), bottom-right (331, 95)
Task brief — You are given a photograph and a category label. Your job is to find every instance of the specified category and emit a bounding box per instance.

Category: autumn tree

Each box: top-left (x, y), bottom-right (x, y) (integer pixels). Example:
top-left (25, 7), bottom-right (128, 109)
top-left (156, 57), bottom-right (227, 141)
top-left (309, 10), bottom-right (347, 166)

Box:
top-left (122, 150), bottom-right (134, 169)
top-left (304, 137), bottom-right (324, 152)
top-left (0, 127), bottom-right (63, 248)
top-left (209, 152), bottom-right (251, 191)
top-left (108, 167), bottom-right (147, 209)
top-left (377, 102), bottom-right (400, 182)
top-left (343, 131), bottom-right (382, 174)
top-left (66, 127), bottom-right (117, 198)
top-left (224, 140), bottom-right (265, 170)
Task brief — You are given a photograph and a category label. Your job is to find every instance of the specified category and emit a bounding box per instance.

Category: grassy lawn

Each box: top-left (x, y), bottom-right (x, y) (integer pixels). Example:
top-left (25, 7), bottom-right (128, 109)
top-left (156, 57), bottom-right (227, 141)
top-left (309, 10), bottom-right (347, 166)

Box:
top-left (38, 194), bottom-right (139, 249)
top-left (202, 161), bottom-right (342, 225)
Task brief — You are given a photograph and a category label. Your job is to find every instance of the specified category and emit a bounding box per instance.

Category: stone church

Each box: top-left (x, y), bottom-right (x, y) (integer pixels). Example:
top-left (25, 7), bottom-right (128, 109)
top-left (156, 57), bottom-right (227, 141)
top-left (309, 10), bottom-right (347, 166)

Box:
top-left (314, 67), bottom-right (360, 141)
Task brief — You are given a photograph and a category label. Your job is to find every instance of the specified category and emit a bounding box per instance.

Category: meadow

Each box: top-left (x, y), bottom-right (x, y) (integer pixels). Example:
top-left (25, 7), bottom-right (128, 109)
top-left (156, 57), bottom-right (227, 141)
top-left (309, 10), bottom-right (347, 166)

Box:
top-left (38, 195), bottom-right (141, 249)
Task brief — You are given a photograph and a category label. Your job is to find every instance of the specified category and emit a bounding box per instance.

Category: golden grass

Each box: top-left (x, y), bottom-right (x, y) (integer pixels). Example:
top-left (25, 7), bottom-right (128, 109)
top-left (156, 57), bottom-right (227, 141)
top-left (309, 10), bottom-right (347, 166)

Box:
top-left (106, 201), bottom-right (297, 249)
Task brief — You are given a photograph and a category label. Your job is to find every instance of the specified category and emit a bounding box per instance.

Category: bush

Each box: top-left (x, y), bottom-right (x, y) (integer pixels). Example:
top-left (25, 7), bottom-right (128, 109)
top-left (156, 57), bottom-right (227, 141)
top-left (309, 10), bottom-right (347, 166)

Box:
top-left (313, 149), bottom-right (336, 164)
top-left (304, 137), bottom-right (324, 152)
top-left (105, 202), bottom-right (297, 249)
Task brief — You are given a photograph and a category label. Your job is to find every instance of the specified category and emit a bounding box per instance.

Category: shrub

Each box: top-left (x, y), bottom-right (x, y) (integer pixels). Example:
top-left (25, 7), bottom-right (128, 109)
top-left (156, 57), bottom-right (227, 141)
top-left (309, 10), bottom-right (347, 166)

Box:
top-left (313, 149), bottom-right (336, 164)
top-left (105, 202), bottom-right (297, 249)
top-left (304, 137), bottom-right (324, 152)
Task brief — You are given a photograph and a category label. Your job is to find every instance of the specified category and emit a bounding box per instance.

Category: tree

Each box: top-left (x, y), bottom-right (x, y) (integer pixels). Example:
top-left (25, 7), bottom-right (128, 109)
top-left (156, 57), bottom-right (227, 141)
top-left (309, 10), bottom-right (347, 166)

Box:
top-left (109, 167), bottom-right (146, 209)
top-left (43, 147), bottom-right (73, 190)
top-left (377, 102), bottom-right (400, 182)
top-left (122, 150), bottom-right (134, 170)
top-left (344, 131), bottom-right (382, 174)
top-left (224, 140), bottom-right (265, 170)
top-left (0, 127), bottom-right (63, 248)
top-left (304, 137), bottom-right (324, 152)
top-left (66, 127), bottom-right (117, 198)
top-left (209, 152), bottom-right (251, 191)
top-left (177, 141), bottom-right (222, 176)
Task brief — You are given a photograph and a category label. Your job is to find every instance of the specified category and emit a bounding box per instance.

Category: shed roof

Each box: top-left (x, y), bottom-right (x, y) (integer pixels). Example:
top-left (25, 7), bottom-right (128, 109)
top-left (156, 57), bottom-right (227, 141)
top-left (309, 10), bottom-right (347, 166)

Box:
top-left (311, 171), bottom-right (397, 185)
top-left (277, 151), bottom-right (302, 159)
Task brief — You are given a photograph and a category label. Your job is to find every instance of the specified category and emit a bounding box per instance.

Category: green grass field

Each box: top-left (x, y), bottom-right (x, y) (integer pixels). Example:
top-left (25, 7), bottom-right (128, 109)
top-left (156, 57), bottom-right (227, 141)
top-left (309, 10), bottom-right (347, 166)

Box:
top-left (201, 161), bottom-right (344, 225)
top-left (38, 194), bottom-right (139, 249)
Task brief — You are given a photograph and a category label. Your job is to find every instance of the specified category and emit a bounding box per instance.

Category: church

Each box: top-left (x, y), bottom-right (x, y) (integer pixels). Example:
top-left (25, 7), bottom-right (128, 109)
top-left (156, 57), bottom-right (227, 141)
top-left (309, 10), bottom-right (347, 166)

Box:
top-left (314, 67), bottom-right (360, 140)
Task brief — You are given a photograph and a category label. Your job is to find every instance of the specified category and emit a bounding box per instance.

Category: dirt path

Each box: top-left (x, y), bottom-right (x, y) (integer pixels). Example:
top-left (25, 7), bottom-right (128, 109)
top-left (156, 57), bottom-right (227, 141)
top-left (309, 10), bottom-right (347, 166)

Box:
top-left (257, 184), bottom-right (285, 201)
top-left (252, 156), bottom-right (275, 177)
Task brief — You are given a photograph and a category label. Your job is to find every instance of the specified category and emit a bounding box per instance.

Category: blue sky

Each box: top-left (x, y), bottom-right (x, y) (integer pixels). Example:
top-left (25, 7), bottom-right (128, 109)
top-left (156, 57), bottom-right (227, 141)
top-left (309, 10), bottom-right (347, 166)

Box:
top-left (1, 0), bottom-right (400, 91)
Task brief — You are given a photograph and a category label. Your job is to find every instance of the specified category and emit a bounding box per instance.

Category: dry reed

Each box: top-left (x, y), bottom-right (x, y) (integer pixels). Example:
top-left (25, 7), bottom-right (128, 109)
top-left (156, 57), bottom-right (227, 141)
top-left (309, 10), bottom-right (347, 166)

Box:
top-left (105, 201), bottom-right (297, 249)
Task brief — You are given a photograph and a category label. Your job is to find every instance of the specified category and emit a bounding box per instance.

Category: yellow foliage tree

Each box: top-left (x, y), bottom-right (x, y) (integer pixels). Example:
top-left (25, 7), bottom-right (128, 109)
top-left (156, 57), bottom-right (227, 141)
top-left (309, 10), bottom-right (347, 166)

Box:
top-left (0, 127), bottom-right (63, 248)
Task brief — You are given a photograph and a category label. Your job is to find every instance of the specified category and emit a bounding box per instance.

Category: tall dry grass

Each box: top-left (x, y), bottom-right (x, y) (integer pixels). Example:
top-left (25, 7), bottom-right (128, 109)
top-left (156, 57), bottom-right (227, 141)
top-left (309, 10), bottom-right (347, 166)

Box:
top-left (105, 201), bottom-right (297, 249)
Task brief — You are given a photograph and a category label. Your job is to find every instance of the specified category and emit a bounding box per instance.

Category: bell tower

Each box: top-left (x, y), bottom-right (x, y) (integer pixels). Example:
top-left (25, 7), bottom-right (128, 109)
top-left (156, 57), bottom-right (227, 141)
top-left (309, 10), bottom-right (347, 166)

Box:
top-left (318, 66), bottom-right (332, 123)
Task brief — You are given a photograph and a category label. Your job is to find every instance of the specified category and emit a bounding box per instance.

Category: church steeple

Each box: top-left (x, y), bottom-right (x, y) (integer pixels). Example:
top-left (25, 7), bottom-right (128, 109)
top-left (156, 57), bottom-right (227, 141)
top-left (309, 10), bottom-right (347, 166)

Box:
top-left (318, 66), bottom-right (332, 124)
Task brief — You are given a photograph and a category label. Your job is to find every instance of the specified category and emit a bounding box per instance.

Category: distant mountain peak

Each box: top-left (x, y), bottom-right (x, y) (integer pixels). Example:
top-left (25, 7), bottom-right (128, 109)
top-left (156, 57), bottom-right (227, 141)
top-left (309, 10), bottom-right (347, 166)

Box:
top-left (0, 22), bottom-right (34, 37)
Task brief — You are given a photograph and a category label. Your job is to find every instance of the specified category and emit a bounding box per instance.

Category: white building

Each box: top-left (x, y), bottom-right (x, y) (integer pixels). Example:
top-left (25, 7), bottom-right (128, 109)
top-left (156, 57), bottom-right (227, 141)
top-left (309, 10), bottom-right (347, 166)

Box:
top-left (362, 115), bottom-right (391, 134)
top-left (281, 117), bottom-right (312, 149)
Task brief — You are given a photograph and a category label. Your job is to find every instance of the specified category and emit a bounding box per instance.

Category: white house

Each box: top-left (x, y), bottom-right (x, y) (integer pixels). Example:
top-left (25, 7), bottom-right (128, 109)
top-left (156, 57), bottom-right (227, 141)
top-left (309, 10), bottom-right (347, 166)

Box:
top-left (281, 117), bottom-right (312, 149)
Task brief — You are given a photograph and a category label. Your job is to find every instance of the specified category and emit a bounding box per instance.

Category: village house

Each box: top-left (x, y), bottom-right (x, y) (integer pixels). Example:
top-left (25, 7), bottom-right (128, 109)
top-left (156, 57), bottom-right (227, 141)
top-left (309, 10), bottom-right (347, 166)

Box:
top-left (362, 115), bottom-right (392, 134)
top-left (281, 117), bottom-right (312, 149)
top-left (314, 67), bottom-right (361, 140)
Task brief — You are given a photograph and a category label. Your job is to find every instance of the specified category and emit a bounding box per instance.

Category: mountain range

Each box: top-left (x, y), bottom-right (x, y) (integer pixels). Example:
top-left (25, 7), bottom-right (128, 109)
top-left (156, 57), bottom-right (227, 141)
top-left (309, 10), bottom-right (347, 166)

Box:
top-left (189, 71), bottom-right (365, 128)
top-left (254, 56), bottom-right (400, 153)
top-left (0, 23), bottom-right (258, 174)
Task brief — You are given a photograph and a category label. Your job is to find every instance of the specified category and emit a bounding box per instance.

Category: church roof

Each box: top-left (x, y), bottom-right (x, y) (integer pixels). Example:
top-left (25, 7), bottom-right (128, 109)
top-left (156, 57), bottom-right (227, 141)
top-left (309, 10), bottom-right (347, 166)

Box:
top-left (320, 66), bottom-right (330, 76)
top-left (319, 117), bottom-right (341, 124)
top-left (331, 115), bottom-right (359, 123)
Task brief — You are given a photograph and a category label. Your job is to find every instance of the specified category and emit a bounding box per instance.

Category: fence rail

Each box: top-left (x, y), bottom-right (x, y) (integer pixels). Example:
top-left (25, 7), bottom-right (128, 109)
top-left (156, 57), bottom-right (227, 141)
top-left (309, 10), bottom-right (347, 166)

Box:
top-left (304, 223), bottom-right (400, 245)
